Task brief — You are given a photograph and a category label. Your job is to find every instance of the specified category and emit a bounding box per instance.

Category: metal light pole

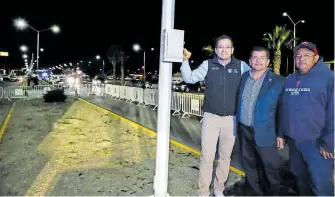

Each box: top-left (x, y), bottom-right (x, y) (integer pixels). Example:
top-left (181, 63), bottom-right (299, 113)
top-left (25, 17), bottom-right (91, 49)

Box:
top-left (14, 18), bottom-right (60, 70)
top-left (133, 44), bottom-right (154, 81)
top-left (283, 12), bottom-right (305, 72)
top-left (103, 59), bottom-right (105, 73)
top-left (153, 0), bottom-right (175, 196)
top-left (143, 50), bottom-right (146, 81)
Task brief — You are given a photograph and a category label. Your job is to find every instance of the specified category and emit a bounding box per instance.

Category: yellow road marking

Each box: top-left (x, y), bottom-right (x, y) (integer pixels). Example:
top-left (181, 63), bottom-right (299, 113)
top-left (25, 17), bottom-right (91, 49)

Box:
top-left (0, 102), bottom-right (15, 141)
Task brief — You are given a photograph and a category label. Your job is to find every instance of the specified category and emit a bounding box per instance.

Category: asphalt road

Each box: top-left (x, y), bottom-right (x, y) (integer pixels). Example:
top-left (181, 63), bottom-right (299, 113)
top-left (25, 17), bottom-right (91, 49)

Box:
top-left (0, 80), bottom-right (22, 87)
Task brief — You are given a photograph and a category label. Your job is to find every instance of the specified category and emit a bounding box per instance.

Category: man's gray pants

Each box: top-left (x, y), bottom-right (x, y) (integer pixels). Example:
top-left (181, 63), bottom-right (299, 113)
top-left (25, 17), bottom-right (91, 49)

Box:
top-left (198, 112), bottom-right (236, 196)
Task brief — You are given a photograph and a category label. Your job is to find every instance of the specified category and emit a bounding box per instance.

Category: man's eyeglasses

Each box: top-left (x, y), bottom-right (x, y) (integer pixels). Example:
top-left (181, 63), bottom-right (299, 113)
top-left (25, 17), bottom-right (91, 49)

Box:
top-left (250, 56), bottom-right (267, 61)
top-left (217, 46), bottom-right (232, 50)
top-left (294, 54), bottom-right (315, 59)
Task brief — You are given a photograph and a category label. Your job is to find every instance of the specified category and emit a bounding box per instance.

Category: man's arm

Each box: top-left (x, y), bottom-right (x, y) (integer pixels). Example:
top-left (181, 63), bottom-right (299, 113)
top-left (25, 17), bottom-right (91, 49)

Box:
top-left (276, 78), bottom-right (286, 149)
top-left (180, 60), bottom-right (208, 84)
top-left (241, 61), bottom-right (251, 75)
top-left (320, 74), bottom-right (334, 153)
top-left (276, 79), bottom-right (286, 138)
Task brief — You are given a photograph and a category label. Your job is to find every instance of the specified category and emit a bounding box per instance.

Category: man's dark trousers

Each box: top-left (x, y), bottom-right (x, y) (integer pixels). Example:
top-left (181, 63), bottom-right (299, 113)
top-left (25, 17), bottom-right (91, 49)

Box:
top-left (239, 123), bottom-right (281, 196)
top-left (287, 139), bottom-right (334, 196)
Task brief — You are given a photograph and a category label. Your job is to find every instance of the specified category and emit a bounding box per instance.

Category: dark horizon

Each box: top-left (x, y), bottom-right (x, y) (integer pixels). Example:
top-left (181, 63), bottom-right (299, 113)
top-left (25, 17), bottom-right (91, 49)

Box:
top-left (0, 0), bottom-right (334, 74)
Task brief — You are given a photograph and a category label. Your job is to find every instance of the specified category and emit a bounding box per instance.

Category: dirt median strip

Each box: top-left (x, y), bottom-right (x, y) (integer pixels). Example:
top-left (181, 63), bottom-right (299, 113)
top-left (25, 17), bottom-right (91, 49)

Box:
top-left (79, 98), bottom-right (246, 177)
top-left (0, 99), bottom-right (243, 196)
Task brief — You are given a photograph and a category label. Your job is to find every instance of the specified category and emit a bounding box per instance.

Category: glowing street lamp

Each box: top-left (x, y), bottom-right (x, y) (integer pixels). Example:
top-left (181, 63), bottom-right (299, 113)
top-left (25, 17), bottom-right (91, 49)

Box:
top-left (133, 43), bottom-right (154, 81)
top-left (132, 44), bottom-right (141, 52)
top-left (20, 45), bottom-right (28, 52)
top-left (282, 12), bottom-right (305, 72)
top-left (14, 17), bottom-right (60, 70)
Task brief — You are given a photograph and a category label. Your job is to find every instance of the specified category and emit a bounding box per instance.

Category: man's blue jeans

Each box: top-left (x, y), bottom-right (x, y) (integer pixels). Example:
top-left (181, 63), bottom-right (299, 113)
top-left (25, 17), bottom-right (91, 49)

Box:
top-left (287, 139), bottom-right (334, 196)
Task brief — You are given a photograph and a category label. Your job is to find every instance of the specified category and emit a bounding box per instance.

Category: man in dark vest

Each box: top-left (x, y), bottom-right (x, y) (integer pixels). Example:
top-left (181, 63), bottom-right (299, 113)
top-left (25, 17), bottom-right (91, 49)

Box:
top-left (181, 34), bottom-right (250, 196)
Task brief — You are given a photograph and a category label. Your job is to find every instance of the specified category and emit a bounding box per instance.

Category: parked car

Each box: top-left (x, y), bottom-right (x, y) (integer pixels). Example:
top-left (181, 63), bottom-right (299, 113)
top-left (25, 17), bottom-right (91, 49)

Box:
top-left (125, 79), bottom-right (145, 88)
top-left (172, 81), bottom-right (204, 93)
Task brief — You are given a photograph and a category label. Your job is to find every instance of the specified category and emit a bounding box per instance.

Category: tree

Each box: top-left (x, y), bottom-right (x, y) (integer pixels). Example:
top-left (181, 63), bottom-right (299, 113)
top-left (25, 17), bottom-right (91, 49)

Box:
top-left (119, 49), bottom-right (129, 85)
top-left (62, 68), bottom-right (72, 75)
top-left (107, 44), bottom-right (121, 81)
top-left (202, 44), bottom-right (214, 58)
top-left (263, 25), bottom-right (297, 75)
top-left (107, 45), bottom-right (129, 84)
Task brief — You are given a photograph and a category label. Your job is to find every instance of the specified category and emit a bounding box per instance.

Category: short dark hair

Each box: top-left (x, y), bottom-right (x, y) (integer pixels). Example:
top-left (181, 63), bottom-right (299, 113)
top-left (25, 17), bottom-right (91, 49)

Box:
top-left (250, 46), bottom-right (270, 58)
top-left (214, 34), bottom-right (233, 47)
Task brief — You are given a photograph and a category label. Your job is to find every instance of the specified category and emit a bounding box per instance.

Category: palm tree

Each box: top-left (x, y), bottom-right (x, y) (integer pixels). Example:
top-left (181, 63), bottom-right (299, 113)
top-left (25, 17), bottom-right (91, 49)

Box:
top-left (263, 25), bottom-right (297, 75)
top-left (119, 49), bottom-right (129, 85)
top-left (107, 44), bottom-right (121, 80)
top-left (202, 44), bottom-right (214, 58)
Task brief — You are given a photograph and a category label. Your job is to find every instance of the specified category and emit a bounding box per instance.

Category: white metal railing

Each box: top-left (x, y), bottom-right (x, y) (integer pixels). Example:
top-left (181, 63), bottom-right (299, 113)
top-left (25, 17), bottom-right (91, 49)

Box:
top-left (179, 93), bottom-right (204, 118)
top-left (33, 85), bottom-right (57, 98)
top-left (105, 85), bottom-right (204, 119)
top-left (171, 92), bottom-right (182, 116)
top-left (4, 86), bottom-right (29, 100)
top-left (0, 84), bottom-right (205, 120)
top-left (144, 88), bottom-right (158, 110)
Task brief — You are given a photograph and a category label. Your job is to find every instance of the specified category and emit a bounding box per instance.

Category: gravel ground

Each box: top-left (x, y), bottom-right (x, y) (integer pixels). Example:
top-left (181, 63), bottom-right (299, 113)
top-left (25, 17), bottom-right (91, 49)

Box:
top-left (0, 100), bottom-right (12, 129)
top-left (0, 98), bottom-right (243, 196)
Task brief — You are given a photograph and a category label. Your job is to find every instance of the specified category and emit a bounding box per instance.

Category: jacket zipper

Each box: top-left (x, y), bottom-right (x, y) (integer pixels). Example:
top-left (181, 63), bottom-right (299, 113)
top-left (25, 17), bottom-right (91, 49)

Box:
top-left (223, 68), bottom-right (226, 109)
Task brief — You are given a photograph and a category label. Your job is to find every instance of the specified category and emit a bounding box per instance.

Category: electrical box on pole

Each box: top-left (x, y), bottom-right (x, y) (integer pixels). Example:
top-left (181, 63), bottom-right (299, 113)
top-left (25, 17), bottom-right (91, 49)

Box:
top-left (161, 29), bottom-right (184, 63)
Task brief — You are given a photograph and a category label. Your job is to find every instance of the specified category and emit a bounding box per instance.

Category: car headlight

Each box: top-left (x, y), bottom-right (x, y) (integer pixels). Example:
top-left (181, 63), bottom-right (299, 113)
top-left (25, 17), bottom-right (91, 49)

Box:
top-left (67, 78), bottom-right (74, 84)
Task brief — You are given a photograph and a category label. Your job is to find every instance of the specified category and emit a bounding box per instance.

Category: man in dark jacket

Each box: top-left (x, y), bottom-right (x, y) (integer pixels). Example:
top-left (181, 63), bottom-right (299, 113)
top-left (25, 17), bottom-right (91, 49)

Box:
top-left (237, 46), bottom-right (285, 195)
top-left (279, 41), bottom-right (334, 196)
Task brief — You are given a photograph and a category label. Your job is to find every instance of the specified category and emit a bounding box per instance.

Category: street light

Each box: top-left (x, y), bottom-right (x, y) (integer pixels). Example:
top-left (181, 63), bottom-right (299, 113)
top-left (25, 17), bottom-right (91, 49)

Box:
top-left (22, 54), bottom-right (28, 59)
top-left (20, 45), bottom-right (28, 52)
top-left (95, 55), bottom-right (105, 73)
top-left (283, 12), bottom-right (305, 72)
top-left (14, 17), bottom-right (60, 70)
top-left (133, 43), bottom-right (154, 81)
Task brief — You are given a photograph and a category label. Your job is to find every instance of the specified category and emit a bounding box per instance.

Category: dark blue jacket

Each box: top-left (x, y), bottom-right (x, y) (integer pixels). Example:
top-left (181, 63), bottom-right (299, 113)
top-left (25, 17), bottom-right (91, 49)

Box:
top-left (279, 57), bottom-right (334, 152)
top-left (237, 70), bottom-right (285, 147)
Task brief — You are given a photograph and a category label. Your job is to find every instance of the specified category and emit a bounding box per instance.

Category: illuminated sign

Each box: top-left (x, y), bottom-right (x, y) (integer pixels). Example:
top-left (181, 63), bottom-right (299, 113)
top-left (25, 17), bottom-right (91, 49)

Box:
top-left (0, 51), bottom-right (8, 57)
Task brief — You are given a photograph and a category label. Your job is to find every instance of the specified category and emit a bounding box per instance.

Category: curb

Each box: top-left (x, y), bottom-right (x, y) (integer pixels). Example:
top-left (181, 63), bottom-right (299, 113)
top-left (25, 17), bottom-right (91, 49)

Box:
top-left (79, 98), bottom-right (245, 177)
top-left (0, 102), bottom-right (15, 141)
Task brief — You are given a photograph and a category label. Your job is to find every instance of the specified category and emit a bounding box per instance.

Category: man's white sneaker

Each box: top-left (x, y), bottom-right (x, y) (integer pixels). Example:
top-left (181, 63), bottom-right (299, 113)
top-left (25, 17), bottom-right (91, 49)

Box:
top-left (214, 191), bottom-right (225, 197)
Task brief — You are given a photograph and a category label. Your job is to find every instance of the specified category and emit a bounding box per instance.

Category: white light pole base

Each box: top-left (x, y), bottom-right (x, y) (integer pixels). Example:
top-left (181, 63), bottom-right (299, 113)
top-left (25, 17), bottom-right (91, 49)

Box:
top-left (148, 193), bottom-right (170, 197)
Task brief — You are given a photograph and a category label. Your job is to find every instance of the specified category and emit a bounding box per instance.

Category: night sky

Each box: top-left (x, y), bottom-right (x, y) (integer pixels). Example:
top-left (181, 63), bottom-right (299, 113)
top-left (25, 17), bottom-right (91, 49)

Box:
top-left (0, 0), bottom-right (334, 74)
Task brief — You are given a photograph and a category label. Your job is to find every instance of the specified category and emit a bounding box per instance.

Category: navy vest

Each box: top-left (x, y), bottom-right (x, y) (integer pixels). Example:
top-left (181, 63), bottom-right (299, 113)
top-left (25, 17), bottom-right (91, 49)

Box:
top-left (203, 56), bottom-right (242, 116)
